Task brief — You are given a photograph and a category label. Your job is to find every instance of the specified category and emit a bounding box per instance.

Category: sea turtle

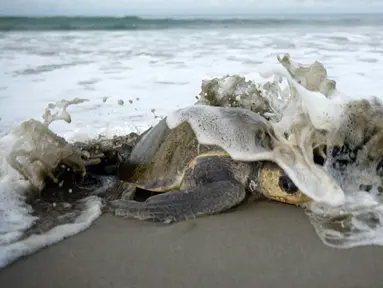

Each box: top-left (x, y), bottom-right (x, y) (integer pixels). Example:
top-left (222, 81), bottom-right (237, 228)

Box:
top-left (107, 113), bottom-right (312, 223)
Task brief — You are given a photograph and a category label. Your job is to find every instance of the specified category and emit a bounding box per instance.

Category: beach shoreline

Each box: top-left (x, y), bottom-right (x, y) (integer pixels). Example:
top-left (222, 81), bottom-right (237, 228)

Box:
top-left (1, 201), bottom-right (382, 288)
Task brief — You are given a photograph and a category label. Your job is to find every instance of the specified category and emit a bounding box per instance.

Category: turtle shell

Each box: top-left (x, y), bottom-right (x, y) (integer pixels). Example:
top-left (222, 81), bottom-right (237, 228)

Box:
top-left (120, 121), bottom-right (224, 192)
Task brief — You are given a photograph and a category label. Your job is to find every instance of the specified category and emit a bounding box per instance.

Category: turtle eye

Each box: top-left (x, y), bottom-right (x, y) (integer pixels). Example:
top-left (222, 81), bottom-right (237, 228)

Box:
top-left (278, 175), bottom-right (299, 194)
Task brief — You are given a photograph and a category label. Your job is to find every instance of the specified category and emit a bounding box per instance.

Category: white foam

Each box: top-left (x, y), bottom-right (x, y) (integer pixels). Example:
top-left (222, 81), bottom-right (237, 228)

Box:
top-left (0, 132), bottom-right (42, 248)
top-left (259, 60), bottom-right (343, 133)
top-left (0, 99), bottom-right (104, 269)
top-left (1, 29), bottom-right (383, 252)
top-left (0, 196), bottom-right (102, 269)
top-left (304, 193), bottom-right (383, 249)
top-left (195, 75), bottom-right (273, 116)
top-left (257, 54), bottom-right (383, 248)
top-left (167, 53), bottom-right (383, 247)
top-left (166, 105), bottom-right (275, 161)
top-left (42, 98), bottom-right (89, 126)
top-left (0, 168), bottom-right (36, 246)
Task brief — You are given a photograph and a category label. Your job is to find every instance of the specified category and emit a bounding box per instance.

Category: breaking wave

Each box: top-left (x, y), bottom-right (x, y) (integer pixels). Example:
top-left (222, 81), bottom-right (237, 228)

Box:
top-left (1, 14), bottom-right (382, 31)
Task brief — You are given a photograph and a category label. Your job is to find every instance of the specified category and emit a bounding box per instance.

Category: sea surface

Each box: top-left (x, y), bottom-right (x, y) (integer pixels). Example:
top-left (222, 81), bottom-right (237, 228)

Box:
top-left (1, 14), bottom-right (383, 139)
top-left (1, 13), bottom-right (383, 268)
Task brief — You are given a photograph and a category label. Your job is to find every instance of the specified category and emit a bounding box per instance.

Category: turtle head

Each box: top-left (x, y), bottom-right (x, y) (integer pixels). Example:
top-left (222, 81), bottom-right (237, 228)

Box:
top-left (258, 161), bottom-right (312, 205)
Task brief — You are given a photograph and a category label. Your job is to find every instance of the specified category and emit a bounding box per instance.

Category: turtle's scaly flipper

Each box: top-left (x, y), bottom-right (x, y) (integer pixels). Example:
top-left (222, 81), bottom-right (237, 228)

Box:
top-left (108, 180), bottom-right (246, 223)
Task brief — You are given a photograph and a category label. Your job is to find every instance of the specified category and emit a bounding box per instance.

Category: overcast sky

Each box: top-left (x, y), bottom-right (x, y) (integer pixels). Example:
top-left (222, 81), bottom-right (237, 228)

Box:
top-left (1, 0), bottom-right (383, 16)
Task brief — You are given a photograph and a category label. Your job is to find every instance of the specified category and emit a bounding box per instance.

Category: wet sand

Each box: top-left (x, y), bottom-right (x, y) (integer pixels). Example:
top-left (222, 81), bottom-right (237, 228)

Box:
top-left (1, 201), bottom-right (383, 288)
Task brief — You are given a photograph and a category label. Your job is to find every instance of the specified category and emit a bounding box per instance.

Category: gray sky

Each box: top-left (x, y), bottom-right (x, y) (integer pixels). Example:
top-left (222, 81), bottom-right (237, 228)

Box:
top-left (1, 0), bottom-right (383, 16)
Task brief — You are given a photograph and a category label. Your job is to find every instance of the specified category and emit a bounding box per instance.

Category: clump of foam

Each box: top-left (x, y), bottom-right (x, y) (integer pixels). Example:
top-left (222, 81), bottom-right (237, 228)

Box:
top-left (195, 75), bottom-right (273, 116)
top-left (0, 98), bottom-right (104, 269)
top-left (6, 120), bottom-right (86, 192)
top-left (304, 182), bottom-right (383, 249)
top-left (257, 54), bottom-right (383, 248)
top-left (259, 54), bottom-right (344, 134)
top-left (42, 98), bottom-right (89, 126)
top-left (167, 105), bottom-right (275, 161)
top-left (299, 97), bottom-right (383, 248)
top-left (276, 53), bottom-right (337, 98)
top-left (257, 75), bottom-right (290, 121)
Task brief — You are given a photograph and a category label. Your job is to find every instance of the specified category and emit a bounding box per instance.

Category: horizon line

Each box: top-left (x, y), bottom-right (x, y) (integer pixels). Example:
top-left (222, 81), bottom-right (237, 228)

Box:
top-left (1, 11), bottom-right (383, 17)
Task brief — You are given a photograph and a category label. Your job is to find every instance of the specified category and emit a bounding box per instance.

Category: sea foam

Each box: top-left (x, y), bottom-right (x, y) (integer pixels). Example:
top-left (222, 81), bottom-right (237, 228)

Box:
top-left (169, 53), bottom-right (383, 248)
top-left (256, 54), bottom-right (383, 248)
top-left (1, 52), bottom-right (383, 270)
top-left (0, 99), bottom-right (102, 269)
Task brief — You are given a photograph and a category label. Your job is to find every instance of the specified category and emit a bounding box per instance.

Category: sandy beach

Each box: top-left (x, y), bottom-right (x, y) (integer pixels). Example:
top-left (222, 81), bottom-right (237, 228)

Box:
top-left (1, 201), bottom-right (383, 288)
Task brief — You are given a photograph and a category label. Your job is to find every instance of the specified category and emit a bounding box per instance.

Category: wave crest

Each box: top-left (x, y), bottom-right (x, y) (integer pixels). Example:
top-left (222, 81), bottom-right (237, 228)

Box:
top-left (1, 15), bottom-right (382, 31)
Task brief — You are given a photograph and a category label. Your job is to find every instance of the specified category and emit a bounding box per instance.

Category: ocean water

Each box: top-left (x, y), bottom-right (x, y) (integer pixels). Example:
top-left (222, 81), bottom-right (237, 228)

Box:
top-left (1, 14), bottom-right (383, 31)
top-left (1, 14), bottom-right (383, 268)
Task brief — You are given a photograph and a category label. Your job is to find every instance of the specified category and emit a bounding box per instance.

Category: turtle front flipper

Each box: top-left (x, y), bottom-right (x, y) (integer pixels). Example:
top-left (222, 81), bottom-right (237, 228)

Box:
top-left (107, 180), bottom-right (246, 223)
